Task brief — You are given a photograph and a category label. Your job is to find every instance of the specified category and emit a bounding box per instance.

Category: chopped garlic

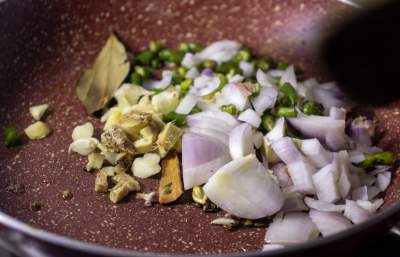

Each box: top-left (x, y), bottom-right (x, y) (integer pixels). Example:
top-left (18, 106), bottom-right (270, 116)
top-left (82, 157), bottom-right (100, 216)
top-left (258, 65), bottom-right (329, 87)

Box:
top-left (29, 104), bottom-right (49, 121)
top-left (134, 137), bottom-right (154, 153)
top-left (151, 90), bottom-right (180, 115)
top-left (85, 153), bottom-right (105, 171)
top-left (24, 121), bottom-right (51, 140)
top-left (103, 108), bottom-right (121, 130)
top-left (68, 138), bottom-right (98, 155)
top-left (72, 122), bottom-right (94, 141)
top-left (136, 192), bottom-right (156, 206)
top-left (156, 122), bottom-right (183, 157)
top-left (100, 166), bottom-right (116, 177)
top-left (132, 153), bottom-right (161, 178)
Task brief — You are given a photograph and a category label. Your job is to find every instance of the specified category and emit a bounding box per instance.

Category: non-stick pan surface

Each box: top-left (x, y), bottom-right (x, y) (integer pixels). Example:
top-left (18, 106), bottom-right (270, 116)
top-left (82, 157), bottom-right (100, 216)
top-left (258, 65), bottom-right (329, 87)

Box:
top-left (0, 0), bottom-right (399, 256)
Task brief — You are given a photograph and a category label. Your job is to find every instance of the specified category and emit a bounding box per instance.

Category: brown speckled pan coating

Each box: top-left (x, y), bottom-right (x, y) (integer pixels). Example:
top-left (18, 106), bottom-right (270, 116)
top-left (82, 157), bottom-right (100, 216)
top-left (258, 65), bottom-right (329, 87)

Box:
top-left (0, 0), bottom-right (399, 255)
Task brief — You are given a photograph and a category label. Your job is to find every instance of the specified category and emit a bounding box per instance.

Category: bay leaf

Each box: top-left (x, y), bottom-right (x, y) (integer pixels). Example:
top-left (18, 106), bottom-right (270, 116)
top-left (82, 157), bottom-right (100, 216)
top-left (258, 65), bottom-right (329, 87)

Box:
top-left (76, 34), bottom-right (130, 114)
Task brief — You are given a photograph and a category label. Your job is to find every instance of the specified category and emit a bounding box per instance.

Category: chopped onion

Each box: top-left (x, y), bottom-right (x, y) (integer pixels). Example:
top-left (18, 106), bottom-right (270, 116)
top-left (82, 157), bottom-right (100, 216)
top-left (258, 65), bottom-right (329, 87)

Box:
top-left (182, 133), bottom-right (231, 189)
top-left (370, 166), bottom-right (391, 175)
top-left (271, 163), bottom-right (292, 187)
top-left (265, 117), bottom-right (285, 142)
top-left (238, 109), bottom-right (261, 128)
top-left (256, 69), bottom-right (275, 87)
top-left (197, 40), bottom-right (241, 64)
top-left (280, 65), bottom-right (298, 89)
top-left (377, 172), bottom-right (391, 191)
top-left (300, 138), bottom-right (333, 168)
top-left (251, 86), bottom-right (278, 115)
top-left (329, 106), bottom-right (346, 120)
top-left (265, 212), bottom-right (319, 245)
top-left (349, 150), bottom-right (366, 163)
top-left (352, 186), bottom-right (368, 201)
top-left (204, 154), bottom-right (285, 219)
top-left (185, 67), bottom-right (200, 79)
top-left (186, 127), bottom-right (229, 146)
top-left (281, 195), bottom-right (308, 213)
top-left (187, 115), bottom-right (233, 134)
top-left (312, 82), bottom-right (351, 113)
top-left (288, 115), bottom-right (347, 151)
top-left (253, 131), bottom-right (264, 149)
top-left (356, 198), bottom-right (384, 213)
top-left (312, 162), bottom-right (340, 203)
top-left (239, 61), bottom-right (255, 77)
top-left (335, 151), bottom-right (352, 198)
top-left (143, 70), bottom-right (173, 90)
top-left (359, 173), bottom-right (376, 186)
top-left (309, 210), bottom-right (352, 236)
top-left (272, 137), bottom-right (317, 194)
top-left (344, 200), bottom-right (372, 224)
top-left (229, 123), bottom-right (254, 159)
top-left (72, 122), bottom-right (94, 141)
top-left (229, 74), bottom-right (244, 84)
top-left (300, 78), bottom-right (319, 100)
top-left (192, 75), bottom-right (221, 96)
top-left (175, 93), bottom-right (198, 115)
top-left (304, 197), bottom-right (345, 212)
top-left (220, 83), bottom-right (251, 111)
top-left (367, 186), bottom-right (380, 200)
top-left (182, 52), bottom-right (201, 68)
top-left (188, 110), bottom-right (239, 127)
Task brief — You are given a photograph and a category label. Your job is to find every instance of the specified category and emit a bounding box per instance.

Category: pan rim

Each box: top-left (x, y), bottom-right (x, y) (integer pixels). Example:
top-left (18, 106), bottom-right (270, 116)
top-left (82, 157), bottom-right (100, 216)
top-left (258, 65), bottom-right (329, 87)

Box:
top-left (0, 201), bottom-right (399, 257)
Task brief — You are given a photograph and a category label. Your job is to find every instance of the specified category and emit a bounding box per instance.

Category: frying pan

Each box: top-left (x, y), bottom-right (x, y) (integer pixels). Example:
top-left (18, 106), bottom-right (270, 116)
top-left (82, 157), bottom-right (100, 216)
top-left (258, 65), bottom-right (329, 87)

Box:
top-left (0, 0), bottom-right (399, 257)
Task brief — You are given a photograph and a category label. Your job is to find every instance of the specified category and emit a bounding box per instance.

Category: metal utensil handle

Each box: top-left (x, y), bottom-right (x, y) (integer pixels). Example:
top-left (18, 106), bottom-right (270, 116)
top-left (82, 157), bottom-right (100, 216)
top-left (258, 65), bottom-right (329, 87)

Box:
top-left (390, 226), bottom-right (400, 237)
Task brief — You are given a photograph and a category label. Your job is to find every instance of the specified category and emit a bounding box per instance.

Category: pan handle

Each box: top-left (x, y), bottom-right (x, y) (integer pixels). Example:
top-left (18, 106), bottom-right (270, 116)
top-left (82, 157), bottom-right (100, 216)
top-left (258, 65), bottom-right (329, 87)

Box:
top-left (0, 230), bottom-right (53, 257)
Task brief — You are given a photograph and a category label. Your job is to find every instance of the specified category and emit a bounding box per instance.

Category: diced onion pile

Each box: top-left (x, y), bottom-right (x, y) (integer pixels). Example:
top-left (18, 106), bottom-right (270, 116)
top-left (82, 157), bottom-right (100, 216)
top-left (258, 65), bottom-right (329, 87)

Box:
top-left (70, 40), bottom-right (395, 250)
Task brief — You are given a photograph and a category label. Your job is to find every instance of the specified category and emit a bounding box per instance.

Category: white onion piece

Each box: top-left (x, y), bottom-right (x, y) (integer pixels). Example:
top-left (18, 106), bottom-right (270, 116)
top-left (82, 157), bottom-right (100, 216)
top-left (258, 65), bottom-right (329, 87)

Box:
top-left (312, 163), bottom-right (340, 203)
top-left (329, 106), bottom-right (346, 120)
top-left (349, 150), bottom-right (366, 163)
top-left (359, 173), bottom-right (376, 186)
top-left (370, 166), bottom-right (391, 175)
top-left (239, 61), bottom-right (255, 77)
top-left (356, 198), bottom-right (384, 213)
top-left (192, 75), bottom-right (221, 96)
top-left (352, 186), bottom-right (368, 201)
top-left (267, 69), bottom-right (284, 78)
top-left (309, 210), bottom-right (352, 236)
top-left (344, 200), bottom-right (372, 224)
top-left (265, 117), bottom-right (285, 142)
top-left (182, 52), bottom-right (200, 68)
top-left (229, 74), bottom-right (244, 84)
top-left (187, 115), bottom-right (233, 134)
top-left (288, 115), bottom-right (347, 151)
top-left (271, 163), bottom-right (292, 187)
top-left (272, 137), bottom-right (317, 193)
top-left (182, 133), bottom-right (231, 189)
top-left (280, 65), bottom-right (298, 88)
top-left (197, 40), bottom-right (241, 64)
top-left (204, 154), bottom-right (284, 219)
top-left (256, 69), bottom-right (274, 87)
top-left (350, 173), bottom-right (362, 189)
top-left (335, 151), bottom-right (352, 198)
top-left (304, 197), bottom-right (345, 212)
top-left (300, 138), bottom-right (333, 168)
top-left (262, 244), bottom-right (284, 251)
top-left (281, 195), bottom-right (308, 213)
top-left (265, 212), bottom-right (319, 245)
top-left (301, 78), bottom-right (319, 100)
top-left (186, 127), bottom-right (229, 146)
top-left (229, 123), bottom-right (254, 159)
top-left (220, 83), bottom-right (250, 111)
top-left (238, 109), bottom-right (261, 128)
top-left (185, 67), bottom-right (200, 79)
top-left (175, 93), bottom-right (198, 115)
top-left (251, 86), bottom-right (278, 115)
top-left (143, 70), bottom-right (173, 90)
top-left (377, 172), bottom-right (391, 191)
top-left (188, 110), bottom-right (239, 127)
top-left (367, 186), bottom-right (380, 200)
top-left (312, 82), bottom-right (351, 113)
